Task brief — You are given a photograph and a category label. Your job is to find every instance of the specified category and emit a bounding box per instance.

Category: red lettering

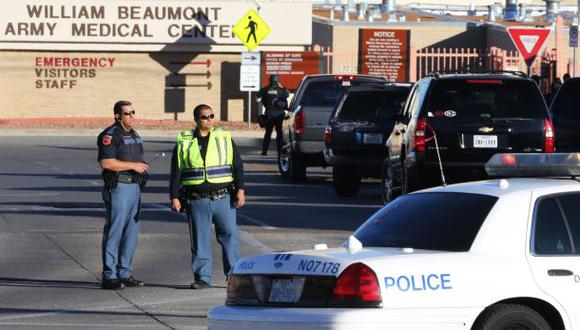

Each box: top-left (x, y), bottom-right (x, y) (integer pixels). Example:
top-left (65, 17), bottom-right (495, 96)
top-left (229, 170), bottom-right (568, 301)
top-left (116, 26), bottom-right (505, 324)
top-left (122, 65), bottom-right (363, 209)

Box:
top-left (62, 58), bottom-right (70, 66)
top-left (35, 57), bottom-right (42, 66)
top-left (43, 58), bottom-right (54, 66)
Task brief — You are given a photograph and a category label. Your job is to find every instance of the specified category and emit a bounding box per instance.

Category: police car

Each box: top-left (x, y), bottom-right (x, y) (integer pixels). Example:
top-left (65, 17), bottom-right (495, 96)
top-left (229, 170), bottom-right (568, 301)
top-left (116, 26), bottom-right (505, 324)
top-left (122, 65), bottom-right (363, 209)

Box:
top-left (209, 153), bottom-right (580, 330)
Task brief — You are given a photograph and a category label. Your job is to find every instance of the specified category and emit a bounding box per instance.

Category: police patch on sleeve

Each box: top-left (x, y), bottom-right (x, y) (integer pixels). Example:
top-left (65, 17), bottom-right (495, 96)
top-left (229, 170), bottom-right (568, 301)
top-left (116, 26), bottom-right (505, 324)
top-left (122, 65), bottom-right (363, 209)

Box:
top-left (102, 135), bottom-right (112, 145)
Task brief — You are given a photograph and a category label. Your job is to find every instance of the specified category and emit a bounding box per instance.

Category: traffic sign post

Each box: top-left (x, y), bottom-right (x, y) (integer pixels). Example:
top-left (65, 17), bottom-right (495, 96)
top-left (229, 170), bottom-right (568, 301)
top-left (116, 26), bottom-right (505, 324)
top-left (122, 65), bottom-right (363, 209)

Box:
top-left (240, 52), bottom-right (261, 128)
top-left (234, 10), bottom-right (269, 127)
top-left (570, 24), bottom-right (578, 77)
top-left (507, 27), bottom-right (551, 76)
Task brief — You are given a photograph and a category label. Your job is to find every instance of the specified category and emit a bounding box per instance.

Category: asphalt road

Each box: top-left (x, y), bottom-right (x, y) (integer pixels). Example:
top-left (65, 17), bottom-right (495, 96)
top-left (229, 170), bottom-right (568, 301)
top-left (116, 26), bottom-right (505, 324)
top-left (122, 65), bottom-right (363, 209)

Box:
top-left (0, 133), bottom-right (383, 329)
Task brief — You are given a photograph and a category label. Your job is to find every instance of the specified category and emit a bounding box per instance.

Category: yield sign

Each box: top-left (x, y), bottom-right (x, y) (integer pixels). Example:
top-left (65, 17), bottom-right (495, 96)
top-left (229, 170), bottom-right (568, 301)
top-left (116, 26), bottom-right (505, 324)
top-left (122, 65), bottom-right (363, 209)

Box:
top-left (507, 27), bottom-right (551, 67)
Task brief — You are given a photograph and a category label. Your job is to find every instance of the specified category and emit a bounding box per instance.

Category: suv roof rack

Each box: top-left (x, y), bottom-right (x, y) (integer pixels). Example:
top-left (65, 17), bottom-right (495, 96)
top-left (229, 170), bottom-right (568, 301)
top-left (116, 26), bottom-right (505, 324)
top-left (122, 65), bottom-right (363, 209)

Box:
top-left (425, 70), bottom-right (528, 79)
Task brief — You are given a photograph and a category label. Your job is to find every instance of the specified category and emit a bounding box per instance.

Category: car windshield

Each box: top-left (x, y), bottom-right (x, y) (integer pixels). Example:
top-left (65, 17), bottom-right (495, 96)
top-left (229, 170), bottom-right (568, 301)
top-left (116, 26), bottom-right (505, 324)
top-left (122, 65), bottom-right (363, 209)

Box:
top-left (426, 79), bottom-right (547, 120)
top-left (354, 192), bottom-right (498, 251)
top-left (338, 90), bottom-right (408, 121)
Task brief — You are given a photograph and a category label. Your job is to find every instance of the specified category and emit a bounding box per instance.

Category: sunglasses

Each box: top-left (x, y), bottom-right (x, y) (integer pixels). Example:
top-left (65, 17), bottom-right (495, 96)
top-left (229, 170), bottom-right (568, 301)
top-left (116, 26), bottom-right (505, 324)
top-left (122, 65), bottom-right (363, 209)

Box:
top-left (122, 110), bottom-right (136, 116)
top-left (199, 114), bottom-right (215, 120)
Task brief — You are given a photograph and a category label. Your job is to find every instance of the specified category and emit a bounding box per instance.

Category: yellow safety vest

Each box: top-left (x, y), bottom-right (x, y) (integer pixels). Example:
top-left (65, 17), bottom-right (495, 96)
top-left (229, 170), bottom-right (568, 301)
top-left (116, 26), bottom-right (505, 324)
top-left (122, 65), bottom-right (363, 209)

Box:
top-left (176, 128), bottom-right (234, 186)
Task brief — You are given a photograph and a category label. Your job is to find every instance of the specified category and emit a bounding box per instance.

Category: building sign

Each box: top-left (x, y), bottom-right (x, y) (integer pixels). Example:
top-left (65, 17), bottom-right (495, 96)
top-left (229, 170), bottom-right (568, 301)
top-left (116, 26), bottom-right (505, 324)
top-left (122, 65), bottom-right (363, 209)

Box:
top-left (358, 29), bottom-right (410, 82)
top-left (261, 51), bottom-right (320, 90)
top-left (0, 1), bottom-right (311, 51)
top-left (34, 55), bottom-right (115, 89)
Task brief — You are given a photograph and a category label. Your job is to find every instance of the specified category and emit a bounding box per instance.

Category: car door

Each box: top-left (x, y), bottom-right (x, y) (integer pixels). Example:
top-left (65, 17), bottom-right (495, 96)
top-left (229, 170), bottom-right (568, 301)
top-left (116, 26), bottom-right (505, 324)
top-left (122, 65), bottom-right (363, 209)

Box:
top-left (551, 80), bottom-right (580, 151)
top-left (527, 192), bottom-right (580, 327)
top-left (388, 83), bottom-right (419, 171)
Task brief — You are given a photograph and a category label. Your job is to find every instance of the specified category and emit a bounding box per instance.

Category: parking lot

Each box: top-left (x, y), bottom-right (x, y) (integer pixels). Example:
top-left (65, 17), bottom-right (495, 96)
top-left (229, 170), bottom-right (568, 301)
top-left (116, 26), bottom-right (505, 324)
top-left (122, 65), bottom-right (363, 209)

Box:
top-left (0, 133), bottom-right (382, 329)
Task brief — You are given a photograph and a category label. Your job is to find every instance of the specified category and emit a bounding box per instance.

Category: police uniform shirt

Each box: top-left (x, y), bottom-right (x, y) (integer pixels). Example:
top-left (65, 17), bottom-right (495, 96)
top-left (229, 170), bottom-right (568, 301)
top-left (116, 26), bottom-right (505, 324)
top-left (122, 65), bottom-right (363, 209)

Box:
top-left (169, 130), bottom-right (245, 198)
top-left (97, 123), bottom-right (144, 165)
top-left (257, 85), bottom-right (289, 112)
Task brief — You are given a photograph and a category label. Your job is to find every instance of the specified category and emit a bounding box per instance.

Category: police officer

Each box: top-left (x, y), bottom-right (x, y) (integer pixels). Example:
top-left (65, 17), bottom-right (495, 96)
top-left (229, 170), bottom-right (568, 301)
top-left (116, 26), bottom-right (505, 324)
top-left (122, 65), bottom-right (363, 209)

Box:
top-left (257, 74), bottom-right (289, 155)
top-left (169, 104), bottom-right (245, 289)
top-left (97, 100), bottom-right (148, 290)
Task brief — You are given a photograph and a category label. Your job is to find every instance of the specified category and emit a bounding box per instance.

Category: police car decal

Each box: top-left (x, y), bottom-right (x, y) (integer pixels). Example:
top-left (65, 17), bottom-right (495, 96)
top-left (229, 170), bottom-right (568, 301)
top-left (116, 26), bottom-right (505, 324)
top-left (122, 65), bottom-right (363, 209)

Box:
top-left (384, 273), bottom-right (452, 292)
top-left (575, 274), bottom-right (580, 283)
top-left (297, 259), bottom-right (341, 275)
top-left (233, 252), bottom-right (351, 276)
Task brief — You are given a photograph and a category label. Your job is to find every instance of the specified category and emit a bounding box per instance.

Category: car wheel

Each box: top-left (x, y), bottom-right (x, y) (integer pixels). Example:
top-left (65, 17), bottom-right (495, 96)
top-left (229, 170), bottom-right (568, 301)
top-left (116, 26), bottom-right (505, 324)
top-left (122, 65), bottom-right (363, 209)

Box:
top-left (473, 304), bottom-right (551, 330)
top-left (333, 165), bottom-right (361, 197)
top-left (279, 144), bottom-right (306, 182)
top-left (381, 160), bottom-right (401, 204)
top-left (278, 143), bottom-right (291, 179)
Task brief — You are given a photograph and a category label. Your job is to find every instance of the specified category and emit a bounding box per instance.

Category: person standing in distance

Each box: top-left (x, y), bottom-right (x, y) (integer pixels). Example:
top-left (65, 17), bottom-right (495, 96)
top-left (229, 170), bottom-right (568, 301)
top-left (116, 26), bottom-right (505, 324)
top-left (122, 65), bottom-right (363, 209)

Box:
top-left (97, 100), bottom-right (148, 290)
top-left (257, 74), bottom-right (289, 155)
top-left (169, 104), bottom-right (245, 289)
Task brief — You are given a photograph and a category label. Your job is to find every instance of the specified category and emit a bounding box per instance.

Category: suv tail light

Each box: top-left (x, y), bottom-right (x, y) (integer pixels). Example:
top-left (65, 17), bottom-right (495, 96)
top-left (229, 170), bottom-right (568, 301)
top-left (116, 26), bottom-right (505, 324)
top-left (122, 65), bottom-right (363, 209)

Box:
top-left (329, 263), bottom-right (382, 307)
top-left (294, 109), bottom-right (305, 136)
top-left (544, 118), bottom-right (555, 153)
top-left (413, 117), bottom-right (427, 152)
top-left (324, 125), bottom-right (333, 145)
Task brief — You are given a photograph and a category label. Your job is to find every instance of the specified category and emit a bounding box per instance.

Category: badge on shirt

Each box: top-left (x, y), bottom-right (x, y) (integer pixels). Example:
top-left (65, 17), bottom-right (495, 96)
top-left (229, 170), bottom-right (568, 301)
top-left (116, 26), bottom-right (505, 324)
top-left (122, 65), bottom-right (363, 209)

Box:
top-left (102, 135), bottom-right (112, 145)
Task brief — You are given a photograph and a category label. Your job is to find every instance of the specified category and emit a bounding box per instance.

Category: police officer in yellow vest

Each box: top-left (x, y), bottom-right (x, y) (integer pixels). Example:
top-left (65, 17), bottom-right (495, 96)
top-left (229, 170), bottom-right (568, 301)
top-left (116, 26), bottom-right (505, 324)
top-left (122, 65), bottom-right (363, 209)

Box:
top-left (169, 104), bottom-right (245, 289)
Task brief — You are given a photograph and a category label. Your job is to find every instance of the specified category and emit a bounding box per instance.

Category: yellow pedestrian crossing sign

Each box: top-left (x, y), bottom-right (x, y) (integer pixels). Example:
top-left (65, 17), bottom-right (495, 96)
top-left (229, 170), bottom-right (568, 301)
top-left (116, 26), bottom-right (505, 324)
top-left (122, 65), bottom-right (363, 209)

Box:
top-left (232, 9), bottom-right (270, 51)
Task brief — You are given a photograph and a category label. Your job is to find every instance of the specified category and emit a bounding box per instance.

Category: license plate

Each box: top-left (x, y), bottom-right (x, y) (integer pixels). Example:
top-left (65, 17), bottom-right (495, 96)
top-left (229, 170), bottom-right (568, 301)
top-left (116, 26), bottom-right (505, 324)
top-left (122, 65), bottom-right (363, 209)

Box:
top-left (268, 277), bottom-right (305, 303)
top-left (473, 135), bottom-right (497, 148)
top-left (363, 133), bottom-right (382, 145)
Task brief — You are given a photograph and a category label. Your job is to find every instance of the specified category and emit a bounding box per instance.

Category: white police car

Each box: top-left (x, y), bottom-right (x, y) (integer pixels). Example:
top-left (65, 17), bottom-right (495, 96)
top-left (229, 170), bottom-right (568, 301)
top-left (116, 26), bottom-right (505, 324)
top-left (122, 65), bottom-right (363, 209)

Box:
top-left (209, 153), bottom-right (580, 330)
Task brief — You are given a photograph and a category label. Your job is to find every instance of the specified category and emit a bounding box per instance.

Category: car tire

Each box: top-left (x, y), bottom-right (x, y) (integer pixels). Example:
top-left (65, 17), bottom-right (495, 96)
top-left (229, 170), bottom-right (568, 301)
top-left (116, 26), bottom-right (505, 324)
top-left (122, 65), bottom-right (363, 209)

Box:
top-left (381, 160), bottom-right (401, 204)
top-left (473, 304), bottom-right (551, 330)
top-left (333, 165), bottom-right (361, 197)
top-left (278, 144), bottom-right (306, 182)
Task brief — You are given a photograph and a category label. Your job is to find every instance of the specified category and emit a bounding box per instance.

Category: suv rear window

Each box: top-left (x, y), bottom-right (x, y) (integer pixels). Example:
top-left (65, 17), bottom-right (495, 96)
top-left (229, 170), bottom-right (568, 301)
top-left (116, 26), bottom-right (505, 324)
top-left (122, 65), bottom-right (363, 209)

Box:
top-left (300, 81), bottom-right (348, 107)
top-left (425, 79), bottom-right (547, 119)
top-left (300, 79), bottom-right (383, 107)
top-left (338, 90), bottom-right (408, 121)
top-left (354, 192), bottom-right (498, 251)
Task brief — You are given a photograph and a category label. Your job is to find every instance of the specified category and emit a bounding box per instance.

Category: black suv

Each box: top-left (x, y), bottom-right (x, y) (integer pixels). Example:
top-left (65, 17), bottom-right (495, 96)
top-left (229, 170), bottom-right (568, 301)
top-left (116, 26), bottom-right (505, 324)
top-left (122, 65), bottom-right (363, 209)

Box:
top-left (278, 74), bottom-right (386, 182)
top-left (382, 72), bottom-right (554, 203)
top-left (550, 77), bottom-right (580, 151)
top-left (324, 82), bottom-right (412, 197)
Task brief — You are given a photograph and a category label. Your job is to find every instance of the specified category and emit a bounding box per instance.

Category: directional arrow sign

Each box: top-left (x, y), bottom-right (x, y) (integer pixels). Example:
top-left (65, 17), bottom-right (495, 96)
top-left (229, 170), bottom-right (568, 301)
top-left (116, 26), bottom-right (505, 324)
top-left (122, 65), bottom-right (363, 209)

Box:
top-left (507, 27), bottom-right (551, 67)
top-left (242, 51), bottom-right (261, 65)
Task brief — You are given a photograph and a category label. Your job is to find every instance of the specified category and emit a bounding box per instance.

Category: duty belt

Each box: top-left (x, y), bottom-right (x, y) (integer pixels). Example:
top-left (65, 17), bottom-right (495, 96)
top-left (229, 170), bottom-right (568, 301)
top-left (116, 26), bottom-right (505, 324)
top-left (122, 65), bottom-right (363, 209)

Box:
top-left (185, 188), bottom-right (230, 200)
top-left (117, 173), bottom-right (136, 184)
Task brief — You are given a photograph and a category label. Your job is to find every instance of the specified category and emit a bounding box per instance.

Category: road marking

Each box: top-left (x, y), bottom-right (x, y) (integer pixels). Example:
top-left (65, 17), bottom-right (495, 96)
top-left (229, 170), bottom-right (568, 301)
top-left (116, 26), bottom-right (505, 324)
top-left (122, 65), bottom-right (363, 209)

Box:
top-left (149, 203), bottom-right (275, 251)
top-left (90, 181), bottom-right (100, 186)
top-left (0, 193), bottom-right (61, 197)
top-left (0, 322), bottom-right (160, 328)
top-left (237, 213), bottom-right (276, 230)
top-left (248, 201), bottom-right (381, 209)
top-left (240, 230), bottom-right (272, 252)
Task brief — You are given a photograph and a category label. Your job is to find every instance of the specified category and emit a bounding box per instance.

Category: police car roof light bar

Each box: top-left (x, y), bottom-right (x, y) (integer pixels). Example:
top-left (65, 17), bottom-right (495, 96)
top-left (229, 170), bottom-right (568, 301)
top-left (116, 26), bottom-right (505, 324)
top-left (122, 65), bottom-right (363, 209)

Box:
top-left (485, 153), bottom-right (580, 177)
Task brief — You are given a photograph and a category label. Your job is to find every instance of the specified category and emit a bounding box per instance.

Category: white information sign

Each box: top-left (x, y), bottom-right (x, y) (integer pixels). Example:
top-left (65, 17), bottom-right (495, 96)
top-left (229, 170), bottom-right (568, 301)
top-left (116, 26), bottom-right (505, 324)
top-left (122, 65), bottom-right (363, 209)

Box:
top-left (240, 64), bottom-right (260, 91)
